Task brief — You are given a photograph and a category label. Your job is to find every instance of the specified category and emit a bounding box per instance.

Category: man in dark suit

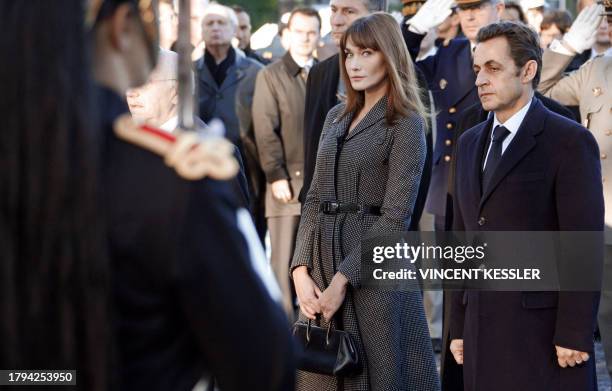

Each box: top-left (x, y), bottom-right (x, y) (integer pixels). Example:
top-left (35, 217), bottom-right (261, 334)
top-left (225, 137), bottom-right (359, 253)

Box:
top-left (450, 21), bottom-right (603, 391)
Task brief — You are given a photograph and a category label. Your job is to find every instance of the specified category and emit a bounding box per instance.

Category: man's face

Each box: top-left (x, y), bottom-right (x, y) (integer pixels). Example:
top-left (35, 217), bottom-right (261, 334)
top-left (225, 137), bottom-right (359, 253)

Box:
top-left (288, 14), bottom-right (321, 59)
top-left (540, 24), bottom-right (562, 48)
top-left (191, 0), bottom-right (209, 46)
top-left (330, 0), bottom-right (370, 45)
top-left (159, 2), bottom-right (177, 50)
top-left (235, 11), bottom-right (252, 50)
top-left (126, 76), bottom-right (178, 126)
top-left (457, 1), bottom-right (503, 42)
top-left (473, 36), bottom-right (527, 114)
top-left (596, 18), bottom-right (610, 45)
top-left (501, 7), bottom-right (521, 22)
top-left (202, 13), bottom-right (236, 47)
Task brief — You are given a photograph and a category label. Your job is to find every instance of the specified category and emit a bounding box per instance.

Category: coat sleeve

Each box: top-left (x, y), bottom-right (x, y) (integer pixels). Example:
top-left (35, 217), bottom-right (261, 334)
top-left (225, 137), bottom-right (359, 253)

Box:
top-left (449, 135), bottom-right (467, 340)
top-left (176, 181), bottom-right (294, 391)
top-left (538, 49), bottom-right (584, 107)
top-left (300, 62), bottom-right (326, 203)
top-left (291, 105), bottom-right (343, 275)
top-left (337, 115), bottom-right (427, 288)
top-left (553, 127), bottom-right (604, 353)
top-left (252, 68), bottom-right (288, 183)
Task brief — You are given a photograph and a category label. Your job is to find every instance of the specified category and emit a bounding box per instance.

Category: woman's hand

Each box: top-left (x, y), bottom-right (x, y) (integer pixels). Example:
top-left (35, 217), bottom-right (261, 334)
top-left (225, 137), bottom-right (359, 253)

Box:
top-left (319, 273), bottom-right (348, 321)
top-left (292, 266), bottom-right (322, 320)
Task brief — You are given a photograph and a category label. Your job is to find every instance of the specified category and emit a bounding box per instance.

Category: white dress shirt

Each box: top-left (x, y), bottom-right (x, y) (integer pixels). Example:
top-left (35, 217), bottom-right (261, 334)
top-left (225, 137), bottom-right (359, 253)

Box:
top-left (482, 97), bottom-right (533, 169)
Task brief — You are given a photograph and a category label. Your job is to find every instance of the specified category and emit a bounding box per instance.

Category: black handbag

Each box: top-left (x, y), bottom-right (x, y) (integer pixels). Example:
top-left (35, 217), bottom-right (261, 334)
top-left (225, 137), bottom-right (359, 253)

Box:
top-left (292, 319), bottom-right (361, 377)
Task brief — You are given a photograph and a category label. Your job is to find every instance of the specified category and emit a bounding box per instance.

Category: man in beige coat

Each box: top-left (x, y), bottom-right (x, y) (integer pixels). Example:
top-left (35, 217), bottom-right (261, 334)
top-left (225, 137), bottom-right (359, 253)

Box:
top-left (252, 8), bottom-right (321, 317)
top-left (538, 2), bottom-right (612, 378)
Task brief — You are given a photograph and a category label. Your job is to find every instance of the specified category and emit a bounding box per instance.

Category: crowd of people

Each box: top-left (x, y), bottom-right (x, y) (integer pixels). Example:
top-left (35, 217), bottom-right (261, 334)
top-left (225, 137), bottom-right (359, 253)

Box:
top-left (1, 0), bottom-right (611, 390)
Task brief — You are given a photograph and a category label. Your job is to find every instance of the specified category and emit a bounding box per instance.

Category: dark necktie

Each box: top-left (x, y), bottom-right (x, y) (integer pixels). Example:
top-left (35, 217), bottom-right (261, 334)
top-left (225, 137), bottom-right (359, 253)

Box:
top-left (482, 125), bottom-right (510, 191)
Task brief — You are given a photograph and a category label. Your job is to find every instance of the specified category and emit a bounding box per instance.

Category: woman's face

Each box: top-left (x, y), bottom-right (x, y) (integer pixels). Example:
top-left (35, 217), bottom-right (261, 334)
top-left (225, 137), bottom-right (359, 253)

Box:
top-left (344, 38), bottom-right (387, 92)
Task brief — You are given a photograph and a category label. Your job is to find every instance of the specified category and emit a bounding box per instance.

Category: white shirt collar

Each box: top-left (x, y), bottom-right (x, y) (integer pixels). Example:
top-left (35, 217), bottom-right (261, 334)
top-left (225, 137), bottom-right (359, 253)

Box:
top-left (492, 97), bottom-right (533, 136)
top-left (159, 116), bottom-right (178, 132)
top-left (291, 54), bottom-right (314, 70)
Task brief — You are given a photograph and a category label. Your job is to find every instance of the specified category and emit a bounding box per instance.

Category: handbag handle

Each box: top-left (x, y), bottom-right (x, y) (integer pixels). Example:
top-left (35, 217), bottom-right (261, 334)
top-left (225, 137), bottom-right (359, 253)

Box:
top-left (306, 319), bottom-right (333, 346)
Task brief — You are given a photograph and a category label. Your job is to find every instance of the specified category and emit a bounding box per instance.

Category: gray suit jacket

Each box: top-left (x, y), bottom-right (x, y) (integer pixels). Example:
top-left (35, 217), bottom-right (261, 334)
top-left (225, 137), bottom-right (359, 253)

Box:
top-left (195, 48), bottom-right (263, 145)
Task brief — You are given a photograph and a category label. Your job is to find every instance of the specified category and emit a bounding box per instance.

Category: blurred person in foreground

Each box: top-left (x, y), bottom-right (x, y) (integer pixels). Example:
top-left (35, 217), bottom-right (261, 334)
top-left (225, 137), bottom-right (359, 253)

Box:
top-left (0, 1), bottom-right (110, 388)
top-left (538, 3), bottom-right (612, 379)
top-left (90, 0), bottom-right (294, 390)
top-left (252, 7), bottom-right (321, 318)
top-left (159, 0), bottom-right (177, 50)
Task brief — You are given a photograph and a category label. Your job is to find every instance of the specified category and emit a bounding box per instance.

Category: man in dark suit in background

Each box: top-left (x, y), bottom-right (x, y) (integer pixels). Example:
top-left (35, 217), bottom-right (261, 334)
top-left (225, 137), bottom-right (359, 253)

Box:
top-left (450, 21), bottom-right (603, 391)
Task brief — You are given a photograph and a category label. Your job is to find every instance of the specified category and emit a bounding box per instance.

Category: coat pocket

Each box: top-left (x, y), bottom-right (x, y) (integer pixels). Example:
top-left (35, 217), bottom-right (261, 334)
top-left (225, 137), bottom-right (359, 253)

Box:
top-left (521, 292), bottom-right (558, 309)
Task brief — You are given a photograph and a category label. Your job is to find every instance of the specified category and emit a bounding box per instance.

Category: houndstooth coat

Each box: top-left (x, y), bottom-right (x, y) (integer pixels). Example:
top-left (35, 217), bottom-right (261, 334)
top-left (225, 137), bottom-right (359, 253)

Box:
top-left (291, 96), bottom-right (441, 391)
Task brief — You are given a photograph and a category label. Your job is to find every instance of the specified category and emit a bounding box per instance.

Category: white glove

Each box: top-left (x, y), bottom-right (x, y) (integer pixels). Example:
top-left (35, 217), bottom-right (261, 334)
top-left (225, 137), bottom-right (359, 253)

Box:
top-left (407, 0), bottom-right (454, 35)
top-left (562, 4), bottom-right (604, 54)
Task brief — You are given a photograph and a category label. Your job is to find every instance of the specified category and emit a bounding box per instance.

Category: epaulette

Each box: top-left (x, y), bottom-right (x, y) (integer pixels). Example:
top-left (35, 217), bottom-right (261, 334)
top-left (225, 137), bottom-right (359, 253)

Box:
top-left (113, 114), bottom-right (239, 181)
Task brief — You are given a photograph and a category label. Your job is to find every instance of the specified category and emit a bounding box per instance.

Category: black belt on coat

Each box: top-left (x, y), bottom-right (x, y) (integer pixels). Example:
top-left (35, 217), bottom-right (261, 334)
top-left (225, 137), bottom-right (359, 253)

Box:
top-left (319, 201), bottom-right (381, 216)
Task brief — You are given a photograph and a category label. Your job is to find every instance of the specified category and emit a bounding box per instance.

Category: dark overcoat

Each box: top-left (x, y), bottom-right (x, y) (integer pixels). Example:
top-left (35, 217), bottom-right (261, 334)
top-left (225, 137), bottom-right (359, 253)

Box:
top-left (291, 98), bottom-right (440, 391)
top-left (451, 98), bottom-right (603, 391)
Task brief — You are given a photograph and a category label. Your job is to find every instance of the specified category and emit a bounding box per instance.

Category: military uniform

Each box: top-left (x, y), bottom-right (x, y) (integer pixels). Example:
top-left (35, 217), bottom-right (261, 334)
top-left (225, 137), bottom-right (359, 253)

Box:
top-left (539, 48), bottom-right (612, 379)
top-left (403, 30), bottom-right (479, 224)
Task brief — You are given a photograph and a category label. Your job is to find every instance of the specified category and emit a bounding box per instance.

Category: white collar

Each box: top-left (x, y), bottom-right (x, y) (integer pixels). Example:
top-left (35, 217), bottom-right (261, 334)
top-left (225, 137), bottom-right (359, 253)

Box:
top-left (159, 116), bottom-right (178, 132)
top-left (291, 53), bottom-right (314, 69)
top-left (492, 97), bottom-right (532, 135)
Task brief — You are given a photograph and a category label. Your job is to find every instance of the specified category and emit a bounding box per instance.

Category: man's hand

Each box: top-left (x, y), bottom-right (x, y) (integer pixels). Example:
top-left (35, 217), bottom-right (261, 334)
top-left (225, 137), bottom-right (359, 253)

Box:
top-left (271, 179), bottom-right (292, 203)
top-left (319, 273), bottom-right (348, 321)
top-left (562, 4), bottom-right (604, 54)
top-left (292, 266), bottom-right (322, 320)
top-left (450, 339), bottom-right (464, 365)
top-left (555, 345), bottom-right (590, 368)
top-left (407, 0), bottom-right (454, 35)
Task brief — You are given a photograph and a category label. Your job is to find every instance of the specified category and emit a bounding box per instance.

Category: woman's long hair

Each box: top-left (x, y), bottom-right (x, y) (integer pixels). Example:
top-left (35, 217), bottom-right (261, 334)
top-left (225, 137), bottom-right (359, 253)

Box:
top-left (0, 1), bottom-right (108, 389)
top-left (339, 12), bottom-right (428, 126)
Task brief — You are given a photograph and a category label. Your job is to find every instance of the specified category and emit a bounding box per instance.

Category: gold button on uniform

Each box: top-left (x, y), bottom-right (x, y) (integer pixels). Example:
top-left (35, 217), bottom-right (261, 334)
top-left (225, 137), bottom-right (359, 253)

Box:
top-left (444, 155), bottom-right (451, 162)
top-left (592, 87), bottom-right (602, 97)
top-left (446, 123), bottom-right (454, 129)
top-left (439, 78), bottom-right (448, 90)
top-left (449, 107), bottom-right (457, 114)
top-left (606, 130), bottom-right (612, 136)
top-left (295, 171), bottom-right (301, 177)
top-left (445, 139), bottom-right (452, 146)
top-left (602, 154), bottom-right (607, 160)
top-left (478, 217), bottom-right (486, 226)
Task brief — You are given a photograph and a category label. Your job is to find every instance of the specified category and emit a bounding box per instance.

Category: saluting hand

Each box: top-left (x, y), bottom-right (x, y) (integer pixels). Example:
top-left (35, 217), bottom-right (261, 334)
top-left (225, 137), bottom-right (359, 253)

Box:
top-left (319, 273), bottom-right (349, 322)
top-left (293, 266), bottom-right (322, 320)
top-left (555, 345), bottom-right (590, 368)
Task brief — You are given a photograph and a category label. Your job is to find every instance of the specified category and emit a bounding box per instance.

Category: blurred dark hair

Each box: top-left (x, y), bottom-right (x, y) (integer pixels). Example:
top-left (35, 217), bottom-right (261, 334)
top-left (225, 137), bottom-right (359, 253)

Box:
top-left (477, 21), bottom-right (543, 88)
top-left (540, 9), bottom-right (573, 33)
top-left (504, 2), bottom-right (527, 23)
top-left (0, 1), bottom-right (109, 389)
top-left (288, 7), bottom-right (322, 31)
top-left (230, 4), bottom-right (246, 14)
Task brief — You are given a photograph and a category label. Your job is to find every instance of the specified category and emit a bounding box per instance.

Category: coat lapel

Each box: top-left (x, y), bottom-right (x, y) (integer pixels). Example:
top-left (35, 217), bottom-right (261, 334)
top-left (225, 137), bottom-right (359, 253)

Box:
top-left (196, 58), bottom-right (217, 92)
top-left (479, 98), bottom-right (546, 210)
top-left (344, 97), bottom-right (387, 142)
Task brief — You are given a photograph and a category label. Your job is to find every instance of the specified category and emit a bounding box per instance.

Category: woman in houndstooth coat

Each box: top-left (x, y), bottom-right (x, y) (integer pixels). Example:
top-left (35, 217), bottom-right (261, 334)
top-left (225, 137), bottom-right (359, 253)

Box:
top-left (290, 13), bottom-right (440, 391)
